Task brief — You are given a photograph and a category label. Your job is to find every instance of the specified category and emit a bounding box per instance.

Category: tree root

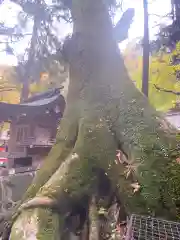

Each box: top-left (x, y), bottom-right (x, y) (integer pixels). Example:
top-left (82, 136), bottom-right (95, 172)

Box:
top-left (89, 196), bottom-right (99, 240)
top-left (14, 197), bottom-right (58, 218)
top-left (0, 112), bottom-right (80, 239)
top-left (3, 113), bottom-right (179, 239)
top-left (4, 149), bottom-right (96, 239)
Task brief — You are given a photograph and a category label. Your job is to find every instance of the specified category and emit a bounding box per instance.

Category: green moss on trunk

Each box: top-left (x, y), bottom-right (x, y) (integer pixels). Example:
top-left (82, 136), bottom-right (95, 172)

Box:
top-left (69, 0), bottom-right (178, 219)
top-left (10, 209), bottom-right (60, 240)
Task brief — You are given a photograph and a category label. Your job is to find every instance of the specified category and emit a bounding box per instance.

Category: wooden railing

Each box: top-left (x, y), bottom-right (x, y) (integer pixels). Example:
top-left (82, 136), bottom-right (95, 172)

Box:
top-left (8, 152), bottom-right (27, 159)
top-left (17, 137), bottom-right (56, 147)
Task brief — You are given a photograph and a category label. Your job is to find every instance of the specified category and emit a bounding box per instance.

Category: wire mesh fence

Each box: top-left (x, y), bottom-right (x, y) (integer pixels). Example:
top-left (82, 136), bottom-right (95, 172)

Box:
top-left (125, 214), bottom-right (180, 240)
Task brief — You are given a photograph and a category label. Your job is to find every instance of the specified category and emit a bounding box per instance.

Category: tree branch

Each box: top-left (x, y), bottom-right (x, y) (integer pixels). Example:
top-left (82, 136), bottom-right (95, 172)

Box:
top-left (148, 13), bottom-right (171, 18)
top-left (0, 88), bottom-right (16, 93)
top-left (154, 84), bottom-right (180, 95)
top-left (0, 31), bottom-right (31, 37)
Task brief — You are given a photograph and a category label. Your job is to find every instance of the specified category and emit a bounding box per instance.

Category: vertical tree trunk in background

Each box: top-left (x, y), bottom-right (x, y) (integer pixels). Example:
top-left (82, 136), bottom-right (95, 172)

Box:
top-left (0, 96), bottom-right (3, 137)
top-left (171, 0), bottom-right (180, 22)
top-left (142, 0), bottom-right (150, 97)
top-left (20, 16), bottom-right (39, 102)
top-left (174, 0), bottom-right (180, 20)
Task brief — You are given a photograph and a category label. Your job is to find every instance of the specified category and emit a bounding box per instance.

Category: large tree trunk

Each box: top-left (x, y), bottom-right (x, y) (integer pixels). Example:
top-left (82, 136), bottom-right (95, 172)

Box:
top-left (5, 0), bottom-right (179, 239)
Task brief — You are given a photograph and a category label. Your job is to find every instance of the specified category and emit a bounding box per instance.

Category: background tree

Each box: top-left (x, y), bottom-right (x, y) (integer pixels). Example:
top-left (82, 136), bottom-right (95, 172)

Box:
top-left (150, 0), bottom-right (180, 51)
top-left (124, 40), bottom-right (180, 111)
top-left (0, 0), bottom-right (134, 102)
top-left (0, 0), bottom-right (71, 101)
top-left (139, 0), bottom-right (180, 104)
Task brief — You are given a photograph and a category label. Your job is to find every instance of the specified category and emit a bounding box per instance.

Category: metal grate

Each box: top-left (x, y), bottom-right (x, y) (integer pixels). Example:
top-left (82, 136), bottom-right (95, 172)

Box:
top-left (125, 214), bottom-right (180, 240)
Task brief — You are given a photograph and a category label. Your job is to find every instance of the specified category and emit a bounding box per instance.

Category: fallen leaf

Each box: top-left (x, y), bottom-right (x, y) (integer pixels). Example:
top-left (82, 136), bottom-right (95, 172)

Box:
top-left (176, 157), bottom-right (180, 164)
top-left (116, 150), bottom-right (125, 164)
top-left (131, 182), bottom-right (140, 193)
top-left (114, 159), bottom-right (118, 165)
top-left (116, 224), bottom-right (121, 233)
top-left (124, 161), bottom-right (140, 179)
top-left (124, 167), bottom-right (131, 179)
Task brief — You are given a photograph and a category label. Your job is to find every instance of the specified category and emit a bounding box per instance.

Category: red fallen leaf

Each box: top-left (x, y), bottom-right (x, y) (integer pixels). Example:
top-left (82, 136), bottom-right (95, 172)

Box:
top-left (116, 150), bottom-right (125, 164)
top-left (176, 157), bottom-right (180, 164)
top-left (116, 224), bottom-right (127, 236)
top-left (116, 224), bottom-right (121, 233)
top-left (131, 182), bottom-right (140, 193)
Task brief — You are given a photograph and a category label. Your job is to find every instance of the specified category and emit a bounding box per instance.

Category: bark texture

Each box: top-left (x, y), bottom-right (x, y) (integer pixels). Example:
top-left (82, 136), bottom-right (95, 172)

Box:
top-left (89, 196), bottom-right (99, 240)
top-left (4, 0), bottom-right (180, 239)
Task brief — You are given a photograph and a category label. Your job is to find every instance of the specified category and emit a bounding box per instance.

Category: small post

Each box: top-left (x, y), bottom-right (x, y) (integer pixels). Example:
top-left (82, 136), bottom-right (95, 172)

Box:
top-left (142, 0), bottom-right (150, 97)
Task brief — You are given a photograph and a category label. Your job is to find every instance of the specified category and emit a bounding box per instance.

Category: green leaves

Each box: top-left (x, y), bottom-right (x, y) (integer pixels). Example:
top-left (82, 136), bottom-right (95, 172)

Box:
top-left (124, 41), bottom-right (180, 111)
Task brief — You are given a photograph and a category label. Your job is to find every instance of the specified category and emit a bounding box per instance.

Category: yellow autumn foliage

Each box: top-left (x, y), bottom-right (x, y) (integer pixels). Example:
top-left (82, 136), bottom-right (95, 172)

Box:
top-left (29, 63), bottom-right (68, 96)
top-left (0, 65), bottom-right (20, 104)
top-left (124, 41), bottom-right (180, 111)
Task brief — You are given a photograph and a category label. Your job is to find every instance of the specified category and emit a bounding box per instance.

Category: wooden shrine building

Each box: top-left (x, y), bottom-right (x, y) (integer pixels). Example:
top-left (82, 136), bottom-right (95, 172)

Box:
top-left (0, 88), bottom-right (65, 172)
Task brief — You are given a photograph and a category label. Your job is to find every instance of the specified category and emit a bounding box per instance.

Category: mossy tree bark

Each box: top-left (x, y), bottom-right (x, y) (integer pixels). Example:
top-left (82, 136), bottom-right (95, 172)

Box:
top-left (6, 0), bottom-right (180, 239)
